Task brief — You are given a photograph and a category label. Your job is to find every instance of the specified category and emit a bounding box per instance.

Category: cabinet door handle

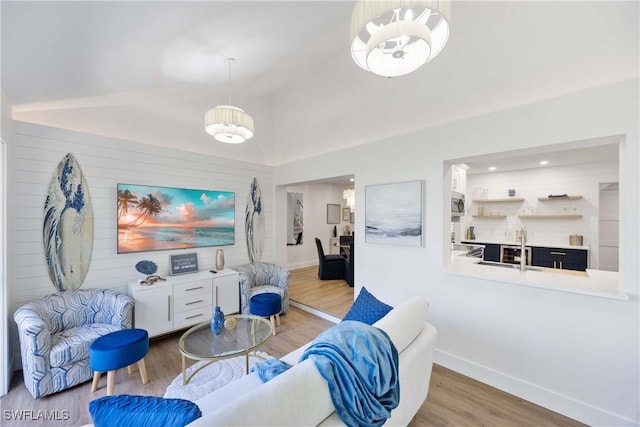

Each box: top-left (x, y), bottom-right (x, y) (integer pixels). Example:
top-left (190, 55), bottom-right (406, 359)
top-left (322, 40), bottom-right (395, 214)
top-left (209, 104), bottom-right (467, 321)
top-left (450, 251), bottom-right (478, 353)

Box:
top-left (550, 252), bottom-right (566, 256)
top-left (559, 261), bottom-right (563, 269)
top-left (185, 313), bottom-right (204, 320)
top-left (186, 299), bottom-right (203, 306)
top-left (167, 295), bottom-right (171, 321)
top-left (553, 261), bottom-right (557, 269)
top-left (185, 286), bottom-right (204, 292)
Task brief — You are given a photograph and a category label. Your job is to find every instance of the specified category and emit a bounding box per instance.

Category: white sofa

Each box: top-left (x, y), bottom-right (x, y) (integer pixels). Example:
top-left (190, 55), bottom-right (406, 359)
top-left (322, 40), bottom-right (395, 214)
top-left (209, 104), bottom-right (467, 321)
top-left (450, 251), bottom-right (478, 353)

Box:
top-left (188, 297), bottom-right (438, 427)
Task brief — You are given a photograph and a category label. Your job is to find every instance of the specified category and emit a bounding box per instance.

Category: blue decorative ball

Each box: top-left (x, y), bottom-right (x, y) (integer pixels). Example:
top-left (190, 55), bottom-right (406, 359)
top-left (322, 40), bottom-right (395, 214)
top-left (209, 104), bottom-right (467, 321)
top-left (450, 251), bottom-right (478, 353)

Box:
top-left (135, 260), bottom-right (158, 275)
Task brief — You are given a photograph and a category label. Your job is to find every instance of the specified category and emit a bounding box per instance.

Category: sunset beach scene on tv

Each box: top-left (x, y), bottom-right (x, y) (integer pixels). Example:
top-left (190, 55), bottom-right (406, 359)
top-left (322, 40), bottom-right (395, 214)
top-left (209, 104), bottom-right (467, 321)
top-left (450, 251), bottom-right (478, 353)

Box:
top-left (117, 183), bottom-right (235, 254)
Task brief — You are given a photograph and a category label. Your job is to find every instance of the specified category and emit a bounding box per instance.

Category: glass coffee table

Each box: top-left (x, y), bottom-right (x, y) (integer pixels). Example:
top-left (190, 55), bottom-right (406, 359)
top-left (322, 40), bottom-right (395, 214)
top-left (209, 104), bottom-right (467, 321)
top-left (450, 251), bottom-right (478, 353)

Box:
top-left (178, 314), bottom-right (273, 385)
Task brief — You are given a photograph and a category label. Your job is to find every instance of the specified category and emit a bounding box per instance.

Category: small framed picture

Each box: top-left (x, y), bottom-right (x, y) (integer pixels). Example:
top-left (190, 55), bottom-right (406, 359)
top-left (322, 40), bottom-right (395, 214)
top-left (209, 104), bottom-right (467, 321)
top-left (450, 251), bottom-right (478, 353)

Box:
top-left (327, 204), bottom-right (340, 224)
top-left (342, 207), bottom-right (350, 221)
top-left (170, 253), bottom-right (199, 275)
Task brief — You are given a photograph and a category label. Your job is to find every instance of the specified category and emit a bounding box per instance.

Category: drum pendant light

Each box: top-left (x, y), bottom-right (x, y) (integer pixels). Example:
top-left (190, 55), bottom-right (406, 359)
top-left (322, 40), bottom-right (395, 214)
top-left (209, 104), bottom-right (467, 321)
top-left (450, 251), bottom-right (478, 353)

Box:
top-left (350, 0), bottom-right (451, 77)
top-left (205, 58), bottom-right (254, 143)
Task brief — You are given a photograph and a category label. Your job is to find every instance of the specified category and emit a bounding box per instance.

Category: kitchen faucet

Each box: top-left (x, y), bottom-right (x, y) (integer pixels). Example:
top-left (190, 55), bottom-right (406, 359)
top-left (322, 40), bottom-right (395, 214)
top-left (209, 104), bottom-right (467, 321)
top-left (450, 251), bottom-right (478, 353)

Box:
top-left (520, 226), bottom-right (527, 271)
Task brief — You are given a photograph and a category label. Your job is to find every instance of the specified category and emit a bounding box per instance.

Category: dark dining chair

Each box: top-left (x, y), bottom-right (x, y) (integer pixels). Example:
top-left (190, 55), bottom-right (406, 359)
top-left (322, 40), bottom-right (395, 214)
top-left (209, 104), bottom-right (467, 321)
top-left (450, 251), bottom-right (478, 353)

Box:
top-left (314, 238), bottom-right (346, 280)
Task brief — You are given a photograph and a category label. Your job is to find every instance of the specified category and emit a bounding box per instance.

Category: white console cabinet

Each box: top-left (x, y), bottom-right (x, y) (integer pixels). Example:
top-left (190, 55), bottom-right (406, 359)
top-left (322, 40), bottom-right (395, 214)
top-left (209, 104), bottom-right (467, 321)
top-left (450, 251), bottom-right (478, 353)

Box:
top-left (128, 269), bottom-right (239, 338)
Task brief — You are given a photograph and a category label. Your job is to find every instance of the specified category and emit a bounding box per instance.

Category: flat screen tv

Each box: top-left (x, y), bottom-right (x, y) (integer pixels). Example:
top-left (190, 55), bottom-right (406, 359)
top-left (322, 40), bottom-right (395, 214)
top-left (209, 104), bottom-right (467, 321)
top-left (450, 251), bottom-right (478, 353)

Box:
top-left (117, 183), bottom-right (235, 254)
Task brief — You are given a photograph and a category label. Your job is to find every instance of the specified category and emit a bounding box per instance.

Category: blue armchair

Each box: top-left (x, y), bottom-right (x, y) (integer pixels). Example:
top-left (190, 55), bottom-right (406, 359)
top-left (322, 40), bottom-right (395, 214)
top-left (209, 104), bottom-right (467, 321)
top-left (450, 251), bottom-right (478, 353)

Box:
top-left (13, 288), bottom-right (134, 399)
top-left (237, 263), bottom-right (290, 315)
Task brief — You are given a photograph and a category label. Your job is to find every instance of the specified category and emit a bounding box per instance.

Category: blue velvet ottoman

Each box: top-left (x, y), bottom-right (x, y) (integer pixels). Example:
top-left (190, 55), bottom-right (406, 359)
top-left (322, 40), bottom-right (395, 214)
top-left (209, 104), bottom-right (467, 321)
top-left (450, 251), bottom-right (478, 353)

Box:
top-left (90, 328), bottom-right (149, 395)
top-left (250, 293), bottom-right (282, 336)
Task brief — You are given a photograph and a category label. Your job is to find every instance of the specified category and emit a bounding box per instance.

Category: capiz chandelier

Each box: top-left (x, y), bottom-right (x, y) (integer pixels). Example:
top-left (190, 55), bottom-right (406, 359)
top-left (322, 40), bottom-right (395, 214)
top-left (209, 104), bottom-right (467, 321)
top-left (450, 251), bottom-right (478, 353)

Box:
top-left (343, 188), bottom-right (355, 212)
top-left (205, 58), bottom-right (254, 143)
top-left (350, 0), bottom-right (451, 77)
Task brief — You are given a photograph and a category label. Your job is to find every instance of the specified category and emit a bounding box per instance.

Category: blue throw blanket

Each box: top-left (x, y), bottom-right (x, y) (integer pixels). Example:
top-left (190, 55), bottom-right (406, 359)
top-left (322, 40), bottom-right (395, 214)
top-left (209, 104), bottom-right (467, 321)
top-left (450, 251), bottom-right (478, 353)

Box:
top-left (251, 358), bottom-right (292, 383)
top-left (300, 321), bottom-right (399, 427)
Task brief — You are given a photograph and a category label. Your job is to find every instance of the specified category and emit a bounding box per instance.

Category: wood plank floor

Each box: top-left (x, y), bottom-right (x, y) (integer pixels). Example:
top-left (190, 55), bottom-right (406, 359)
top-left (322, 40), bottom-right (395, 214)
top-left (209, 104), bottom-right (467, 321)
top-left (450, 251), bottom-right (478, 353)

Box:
top-left (0, 266), bottom-right (585, 427)
top-left (289, 266), bottom-right (355, 319)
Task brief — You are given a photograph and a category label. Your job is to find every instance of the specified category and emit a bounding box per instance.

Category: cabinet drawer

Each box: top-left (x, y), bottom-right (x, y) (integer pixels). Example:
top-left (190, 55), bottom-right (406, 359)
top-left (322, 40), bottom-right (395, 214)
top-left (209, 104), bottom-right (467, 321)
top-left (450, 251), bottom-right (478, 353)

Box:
top-left (174, 293), bottom-right (212, 313)
top-left (173, 280), bottom-right (212, 299)
top-left (532, 247), bottom-right (588, 271)
top-left (173, 306), bottom-right (212, 329)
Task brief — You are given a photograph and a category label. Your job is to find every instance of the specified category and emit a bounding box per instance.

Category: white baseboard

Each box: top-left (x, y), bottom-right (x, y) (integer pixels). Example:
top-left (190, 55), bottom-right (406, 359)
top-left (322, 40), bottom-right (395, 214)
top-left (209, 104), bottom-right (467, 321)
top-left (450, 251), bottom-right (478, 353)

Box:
top-left (434, 349), bottom-right (637, 427)
top-left (286, 260), bottom-right (317, 271)
top-left (290, 300), bottom-right (340, 324)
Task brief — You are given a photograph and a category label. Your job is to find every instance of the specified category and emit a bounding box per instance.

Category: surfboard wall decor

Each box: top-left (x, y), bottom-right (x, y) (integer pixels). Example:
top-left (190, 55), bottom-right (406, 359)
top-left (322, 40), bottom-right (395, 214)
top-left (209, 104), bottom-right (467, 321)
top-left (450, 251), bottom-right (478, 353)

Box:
top-left (43, 153), bottom-right (93, 291)
top-left (245, 177), bottom-right (264, 262)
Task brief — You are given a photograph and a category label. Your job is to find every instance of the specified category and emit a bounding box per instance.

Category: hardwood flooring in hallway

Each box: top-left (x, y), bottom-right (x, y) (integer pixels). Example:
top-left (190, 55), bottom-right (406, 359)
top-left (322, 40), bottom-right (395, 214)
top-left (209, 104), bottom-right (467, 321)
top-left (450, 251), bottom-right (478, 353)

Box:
top-left (288, 265), bottom-right (354, 319)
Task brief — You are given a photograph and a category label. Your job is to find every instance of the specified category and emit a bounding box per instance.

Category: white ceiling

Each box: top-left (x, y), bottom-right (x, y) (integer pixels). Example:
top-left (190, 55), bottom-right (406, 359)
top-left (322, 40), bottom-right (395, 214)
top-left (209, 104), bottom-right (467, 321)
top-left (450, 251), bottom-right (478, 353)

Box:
top-left (2, 1), bottom-right (638, 166)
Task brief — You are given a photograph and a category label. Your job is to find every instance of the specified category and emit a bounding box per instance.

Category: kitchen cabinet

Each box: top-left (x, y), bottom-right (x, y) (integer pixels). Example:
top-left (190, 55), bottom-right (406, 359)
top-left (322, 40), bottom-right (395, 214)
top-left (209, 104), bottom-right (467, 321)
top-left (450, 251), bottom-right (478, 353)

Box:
top-left (128, 269), bottom-right (239, 338)
top-left (531, 247), bottom-right (588, 271)
top-left (462, 240), bottom-right (500, 262)
top-left (483, 244), bottom-right (501, 262)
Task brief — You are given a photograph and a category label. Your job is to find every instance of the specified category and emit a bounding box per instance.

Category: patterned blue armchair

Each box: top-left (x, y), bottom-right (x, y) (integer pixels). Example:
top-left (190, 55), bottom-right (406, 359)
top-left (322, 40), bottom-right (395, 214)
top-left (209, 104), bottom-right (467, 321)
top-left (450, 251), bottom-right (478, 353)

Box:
top-left (13, 288), bottom-right (134, 399)
top-left (237, 263), bottom-right (290, 315)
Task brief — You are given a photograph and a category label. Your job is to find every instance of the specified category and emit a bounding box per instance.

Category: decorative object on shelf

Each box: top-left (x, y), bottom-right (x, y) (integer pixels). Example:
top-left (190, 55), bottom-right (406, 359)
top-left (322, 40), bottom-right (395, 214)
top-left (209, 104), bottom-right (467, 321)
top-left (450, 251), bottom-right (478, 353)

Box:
top-left (211, 306), bottom-right (225, 335)
top-left (538, 195), bottom-right (583, 201)
top-left (350, 0), bottom-right (451, 77)
top-left (245, 177), bottom-right (264, 263)
top-left (508, 189), bottom-right (516, 197)
top-left (365, 180), bottom-right (422, 247)
top-left (333, 225), bottom-right (337, 237)
top-left (43, 153), bottom-right (93, 291)
top-left (135, 260), bottom-right (158, 276)
top-left (224, 317), bottom-right (237, 330)
top-left (570, 234), bottom-right (583, 246)
top-left (465, 226), bottom-right (475, 240)
top-left (170, 253), bottom-right (199, 275)
top-left (136, 259), bottom-right (166, 286)
top-left (344, 225), bottom-right (351, 235)
top-left (477, 206), bottom-right (485, 216)
top-left (139, 275), bottom-right (166, 286)
top-left (215, 249), bottom-right (225, 271)
top-left (472, 187), bottom-right (488, 200)
top-left (205, 58), bottom-right (254, 143)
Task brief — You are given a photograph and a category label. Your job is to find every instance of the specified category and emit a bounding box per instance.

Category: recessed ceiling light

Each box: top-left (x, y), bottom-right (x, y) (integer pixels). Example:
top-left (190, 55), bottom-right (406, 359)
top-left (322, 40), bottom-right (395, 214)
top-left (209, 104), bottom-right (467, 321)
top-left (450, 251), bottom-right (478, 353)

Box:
top-left (350, 178), bottom-right (355, 182)
top-left (539, 160), bottom-right (549, 166)
top-left (488, 166), bottom-right (496, 171)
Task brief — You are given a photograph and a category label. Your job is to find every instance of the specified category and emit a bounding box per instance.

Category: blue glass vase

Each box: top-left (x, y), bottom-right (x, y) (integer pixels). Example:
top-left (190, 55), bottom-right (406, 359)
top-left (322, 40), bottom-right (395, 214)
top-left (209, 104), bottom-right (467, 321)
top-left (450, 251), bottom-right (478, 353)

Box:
top-left (211, 306), bottom-right (224, 335)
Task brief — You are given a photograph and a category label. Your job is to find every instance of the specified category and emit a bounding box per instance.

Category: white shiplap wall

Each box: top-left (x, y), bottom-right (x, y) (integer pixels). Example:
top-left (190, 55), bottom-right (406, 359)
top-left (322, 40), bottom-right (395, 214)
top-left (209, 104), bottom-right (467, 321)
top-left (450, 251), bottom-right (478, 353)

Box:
top-left (9, 122), bottom-right (273, 308)
top-left (465, 159), bottom-right (618, 268)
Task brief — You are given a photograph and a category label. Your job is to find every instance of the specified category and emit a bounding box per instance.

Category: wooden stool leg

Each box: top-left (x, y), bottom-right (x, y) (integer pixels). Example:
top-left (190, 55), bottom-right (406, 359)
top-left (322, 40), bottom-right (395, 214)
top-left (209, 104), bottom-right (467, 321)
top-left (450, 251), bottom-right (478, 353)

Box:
top-left (276, 313), bottom-right (281, 326)
top-left (270, 315), bottom-right (276, 336)
top-left (91, 371), bottom-right (101, 392)
top-left (138, 358), bottom-right (149, 385)
top-left (127, 365), bottom-right (135, 375)
top-left (106, 370), bottom-right (115, 396)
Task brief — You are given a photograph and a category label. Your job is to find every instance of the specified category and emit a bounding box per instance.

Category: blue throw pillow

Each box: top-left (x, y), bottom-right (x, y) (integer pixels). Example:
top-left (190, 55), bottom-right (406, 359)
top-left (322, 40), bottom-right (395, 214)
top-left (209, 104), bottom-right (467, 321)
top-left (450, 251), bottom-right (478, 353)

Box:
top-left (89, 395), bottom-right (202, 427)
top-left (342, 287), bottom-right (393, 325)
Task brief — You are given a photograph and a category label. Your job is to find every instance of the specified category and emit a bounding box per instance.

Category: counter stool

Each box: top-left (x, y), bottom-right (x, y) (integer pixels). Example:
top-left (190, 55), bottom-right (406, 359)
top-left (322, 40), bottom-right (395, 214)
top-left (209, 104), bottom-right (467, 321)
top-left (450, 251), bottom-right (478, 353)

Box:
top-left (250, 293), bottom-right (282, 336)
top-left (90, 328), bottom-right (149, 396)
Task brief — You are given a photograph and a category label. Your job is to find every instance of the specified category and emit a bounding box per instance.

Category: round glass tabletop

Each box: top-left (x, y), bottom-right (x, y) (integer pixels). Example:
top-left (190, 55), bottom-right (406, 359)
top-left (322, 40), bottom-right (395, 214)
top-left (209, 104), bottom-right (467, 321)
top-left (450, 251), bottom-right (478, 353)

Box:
top-left (178, 314), bottom-right (273, 361)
